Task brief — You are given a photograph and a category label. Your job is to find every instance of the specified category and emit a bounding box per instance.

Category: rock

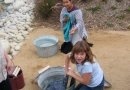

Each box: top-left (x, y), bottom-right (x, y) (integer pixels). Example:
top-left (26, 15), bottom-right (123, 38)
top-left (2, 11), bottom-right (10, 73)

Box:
top-left (0, 31), bottom-right (6, 38)
top-left (16, 35), bottom-right (24, 41)
top-left (8, 54), bottom-right (13, 60)
top-left (0, 0), bottom-right (35, 57)
top-left (12, 50), bottom-right (19, 56)
top-left (127, 24), bottom-right (130, 30)
top-left (0, 39), bottom-right (10, 53)
top-left (14, 45), bottom-right (21, 51)
top-left (4, 0), bottom-right (14, 4)
top-left (13, 1), bottom-right (25, 10)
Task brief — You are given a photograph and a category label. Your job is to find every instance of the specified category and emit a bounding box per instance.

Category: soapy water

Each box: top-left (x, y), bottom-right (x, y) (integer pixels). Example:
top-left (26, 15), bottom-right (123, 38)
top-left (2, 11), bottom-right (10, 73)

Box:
top-left (38, 39), bottom-right (56, 47)
top-left (40, 42), bottom-right (54, 47)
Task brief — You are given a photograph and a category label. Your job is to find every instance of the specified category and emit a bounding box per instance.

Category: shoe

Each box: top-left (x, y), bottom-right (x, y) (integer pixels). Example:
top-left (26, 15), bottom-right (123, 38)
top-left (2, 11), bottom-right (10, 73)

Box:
top-left (87, 42), bottom-right (94, 47)
top-left (104, 80), bottom-right (112, 88)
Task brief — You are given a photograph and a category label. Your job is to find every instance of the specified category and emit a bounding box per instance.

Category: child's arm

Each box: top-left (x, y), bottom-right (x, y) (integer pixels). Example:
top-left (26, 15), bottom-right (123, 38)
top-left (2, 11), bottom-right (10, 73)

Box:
top-left (4, 52), bottom-right (14, 71)
top-left (67, 69), bottom-right (92, 85)
top-left (64, 54), bottom-right (71, 73)
top-left (70, 10), bottom-right (84, 35)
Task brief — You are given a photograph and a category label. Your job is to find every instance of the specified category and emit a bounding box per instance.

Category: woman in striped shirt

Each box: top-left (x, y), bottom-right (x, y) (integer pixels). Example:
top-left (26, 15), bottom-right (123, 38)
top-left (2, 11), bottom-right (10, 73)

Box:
top-left (60, 0), bottom-right (92, 54)
top-left (60, 0), bottom-right (88, 45)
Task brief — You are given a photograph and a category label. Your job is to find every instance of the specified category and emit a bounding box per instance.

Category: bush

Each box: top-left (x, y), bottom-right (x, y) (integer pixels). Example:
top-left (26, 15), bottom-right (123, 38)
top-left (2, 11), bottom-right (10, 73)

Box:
top-left (86, 6), bottom-right (101, 14)
top-left (124, 6), bottom-right (130, 13)
top-left (35, 0), bottom-right (57, 19)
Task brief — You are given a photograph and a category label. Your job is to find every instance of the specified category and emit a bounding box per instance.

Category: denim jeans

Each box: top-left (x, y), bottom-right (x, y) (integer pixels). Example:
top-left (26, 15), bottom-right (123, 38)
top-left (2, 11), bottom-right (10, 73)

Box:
top-left (75, 77), bottom-right (104, 90)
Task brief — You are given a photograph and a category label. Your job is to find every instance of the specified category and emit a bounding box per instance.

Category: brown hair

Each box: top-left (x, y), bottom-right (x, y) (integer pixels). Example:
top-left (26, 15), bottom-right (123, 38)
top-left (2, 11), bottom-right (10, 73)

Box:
top-left (70, 41), bottom-right (94, 64)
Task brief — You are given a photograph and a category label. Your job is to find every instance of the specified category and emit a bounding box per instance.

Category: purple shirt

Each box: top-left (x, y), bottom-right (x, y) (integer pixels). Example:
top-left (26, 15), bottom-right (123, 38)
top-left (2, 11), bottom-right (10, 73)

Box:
top-left (68, 6), bottom-right (78, 13)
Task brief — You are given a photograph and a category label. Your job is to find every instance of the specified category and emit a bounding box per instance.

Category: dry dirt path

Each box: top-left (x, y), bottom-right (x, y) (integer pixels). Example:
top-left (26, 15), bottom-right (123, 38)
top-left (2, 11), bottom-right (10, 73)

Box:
top-left (13, 26), bottom-right (130, 90)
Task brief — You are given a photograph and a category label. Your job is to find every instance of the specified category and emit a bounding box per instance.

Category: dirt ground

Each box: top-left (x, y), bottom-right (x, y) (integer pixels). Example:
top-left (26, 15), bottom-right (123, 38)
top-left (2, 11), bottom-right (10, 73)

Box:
top-left (13, 26), bottom-right (130, 90)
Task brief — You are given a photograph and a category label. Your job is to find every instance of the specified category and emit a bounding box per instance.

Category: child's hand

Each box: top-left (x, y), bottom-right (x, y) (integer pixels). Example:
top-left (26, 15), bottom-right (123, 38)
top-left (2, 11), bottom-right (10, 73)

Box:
top-left (64, 65), bottom-right (70, 75)
top-left (6, 59), bottom-right (14, 72)
top-left (63, 17), bottom-right (69, 23)
top-left (70, 28), bottom-right (76, 35)
top-left (66, 68), bottom-right (75, 77)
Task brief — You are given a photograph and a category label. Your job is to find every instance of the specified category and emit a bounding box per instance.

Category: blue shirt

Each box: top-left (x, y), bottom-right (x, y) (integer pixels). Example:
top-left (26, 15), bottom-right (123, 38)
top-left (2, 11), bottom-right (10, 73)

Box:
top-left (76, 58), bottom-right (103, 87)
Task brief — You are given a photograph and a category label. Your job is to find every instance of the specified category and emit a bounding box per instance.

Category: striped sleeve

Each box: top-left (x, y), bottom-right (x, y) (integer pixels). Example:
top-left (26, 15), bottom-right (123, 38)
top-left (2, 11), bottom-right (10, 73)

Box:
top-left (74, 10), bottom-right (84, 30)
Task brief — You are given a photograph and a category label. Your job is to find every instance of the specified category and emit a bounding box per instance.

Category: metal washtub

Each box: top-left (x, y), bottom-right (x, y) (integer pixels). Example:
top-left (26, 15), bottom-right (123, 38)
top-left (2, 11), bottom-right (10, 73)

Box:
top-left (33, 35), bottom-right (59, 58)
top-left (36, 66), bottom-right (75, 90)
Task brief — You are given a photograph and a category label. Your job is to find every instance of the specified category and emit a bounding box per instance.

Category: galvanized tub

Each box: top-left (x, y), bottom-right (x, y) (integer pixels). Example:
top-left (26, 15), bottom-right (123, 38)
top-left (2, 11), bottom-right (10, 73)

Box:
top-left (33, 35), bottom-right (59, 58)
top-left (36, 66), bottom-right (75, 90)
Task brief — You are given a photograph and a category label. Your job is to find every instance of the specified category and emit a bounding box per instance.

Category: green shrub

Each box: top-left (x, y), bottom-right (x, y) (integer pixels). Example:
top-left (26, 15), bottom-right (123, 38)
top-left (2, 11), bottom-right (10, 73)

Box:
top-left (86, 6), bottom-right (101, 14)
top-left (111, 6), bottom-right (117, 10)
top-left (105, 22), bottom-right (114, 27)
top-left (116, 0), bottom-right (122, 2)
top-left (35, 0), bottom-right (57, 19)
top-left (124, 6), bottom-right (130, 13)
top-left (101, 0), bottom-right (108, 3)
top-left (116, 15), bottom-right (125, 20)
top-left (127, 25), bottom-right (130, 30)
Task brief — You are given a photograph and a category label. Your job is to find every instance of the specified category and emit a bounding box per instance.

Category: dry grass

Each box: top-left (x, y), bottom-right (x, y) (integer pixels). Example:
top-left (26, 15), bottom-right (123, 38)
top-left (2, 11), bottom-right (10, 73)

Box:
top-left (34, 0), bottom-right (130, 31)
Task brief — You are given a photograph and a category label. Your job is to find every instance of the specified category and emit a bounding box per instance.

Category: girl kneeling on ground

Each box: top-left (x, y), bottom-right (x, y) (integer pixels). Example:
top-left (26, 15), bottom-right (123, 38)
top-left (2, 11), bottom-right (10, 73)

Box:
top-left (65, 41), bottom-right (104, 90)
